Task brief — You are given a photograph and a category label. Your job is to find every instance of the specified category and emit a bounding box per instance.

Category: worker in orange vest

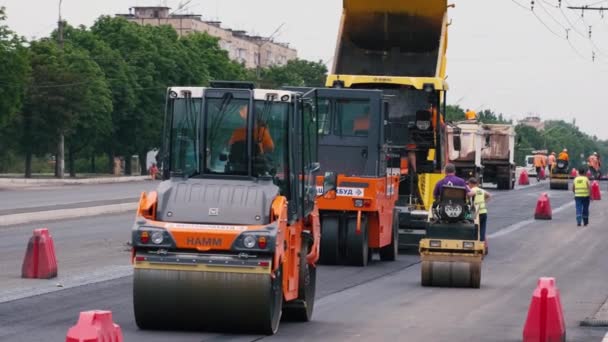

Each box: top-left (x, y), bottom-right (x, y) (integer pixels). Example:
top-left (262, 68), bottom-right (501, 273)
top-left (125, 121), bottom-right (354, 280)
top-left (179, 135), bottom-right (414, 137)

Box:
top-left (533, 152), bottom-right (546, 181)
top-left (588, 152), bottom-right (600, 179)
top-left (229, 104), bottom-right (275, 153)
top-left (547, 152), bottom-right (556, 171)
top-left (558, 148), bottom-right (569, 162)
top-left (465, 109), bottom-right (477, 120)
top-left (353, 111), bottom-right (370, 135)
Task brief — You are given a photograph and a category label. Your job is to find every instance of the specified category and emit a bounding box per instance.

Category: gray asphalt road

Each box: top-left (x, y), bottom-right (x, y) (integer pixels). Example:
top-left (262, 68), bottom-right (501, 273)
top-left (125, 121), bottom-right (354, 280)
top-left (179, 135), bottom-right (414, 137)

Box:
top-left (0, 181), bottom-right (158, 214)
top-left (2, 181), bottom-right (606, 341)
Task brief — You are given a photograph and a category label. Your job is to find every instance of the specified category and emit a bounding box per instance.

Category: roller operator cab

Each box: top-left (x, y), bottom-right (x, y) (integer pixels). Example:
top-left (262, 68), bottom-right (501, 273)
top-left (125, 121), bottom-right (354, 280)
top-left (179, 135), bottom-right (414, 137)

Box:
top-left (326, 0), bottom-right (452, 250)
top-left (130, 82), bottom-right (328, 335)
top-left (284, 87), bottom-right (400, 267)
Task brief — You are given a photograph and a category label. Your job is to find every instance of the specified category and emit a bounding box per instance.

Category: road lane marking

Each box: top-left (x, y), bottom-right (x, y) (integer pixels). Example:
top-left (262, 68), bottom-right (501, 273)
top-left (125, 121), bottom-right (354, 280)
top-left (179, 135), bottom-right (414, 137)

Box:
top-left (487, 201), bottom-right (575, 239)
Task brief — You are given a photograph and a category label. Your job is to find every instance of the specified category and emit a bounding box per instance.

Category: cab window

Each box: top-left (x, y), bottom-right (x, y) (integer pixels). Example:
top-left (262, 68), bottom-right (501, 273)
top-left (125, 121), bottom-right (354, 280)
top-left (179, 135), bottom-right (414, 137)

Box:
top-left (335, 99), bottom-right (371, 136)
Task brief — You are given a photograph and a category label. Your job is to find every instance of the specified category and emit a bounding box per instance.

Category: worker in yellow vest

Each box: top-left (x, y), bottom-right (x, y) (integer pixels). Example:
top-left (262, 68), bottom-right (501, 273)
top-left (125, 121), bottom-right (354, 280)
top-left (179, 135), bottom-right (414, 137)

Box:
top-left (573, 167), bottom-right (592, 227)
top-left (467, 177), bottom-right (492, 242)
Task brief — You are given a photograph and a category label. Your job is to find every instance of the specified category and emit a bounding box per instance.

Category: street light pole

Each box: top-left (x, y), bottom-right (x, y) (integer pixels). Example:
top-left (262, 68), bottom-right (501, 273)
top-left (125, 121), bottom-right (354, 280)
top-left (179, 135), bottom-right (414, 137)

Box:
top-left (56, 0), bottom-right (65, 178)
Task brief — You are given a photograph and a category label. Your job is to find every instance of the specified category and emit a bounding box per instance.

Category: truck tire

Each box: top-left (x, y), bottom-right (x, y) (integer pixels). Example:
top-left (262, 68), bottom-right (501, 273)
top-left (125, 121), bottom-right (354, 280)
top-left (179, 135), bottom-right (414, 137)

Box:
top-left (319, 215), bottom-right (340, 265)
top-left (497, 179), bottom-right (509, 190)
top-left (346, 216), bottom-right (368, 267)
top-left (379, 210), bottom-right (399, 261)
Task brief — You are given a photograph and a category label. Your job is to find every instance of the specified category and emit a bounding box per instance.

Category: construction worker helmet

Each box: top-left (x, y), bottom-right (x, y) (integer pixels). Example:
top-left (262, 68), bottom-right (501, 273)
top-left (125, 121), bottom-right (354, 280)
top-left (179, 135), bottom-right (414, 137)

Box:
top-left (551, 152), bottom-right (556, 155)
top-left (594, 152), bottom-right (598, 155)
top-left (563, 148), bottom-right (568, 152)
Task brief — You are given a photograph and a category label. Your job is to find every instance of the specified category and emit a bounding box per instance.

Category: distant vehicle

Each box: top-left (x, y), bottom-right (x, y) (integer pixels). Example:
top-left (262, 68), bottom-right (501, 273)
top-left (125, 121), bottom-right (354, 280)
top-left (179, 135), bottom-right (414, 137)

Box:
top-left (524, 154), bottom-right (537, 176)
top-left (446, 122), bottom-right (516, 189)
top-left (524, 150), bottom-right (548, 177)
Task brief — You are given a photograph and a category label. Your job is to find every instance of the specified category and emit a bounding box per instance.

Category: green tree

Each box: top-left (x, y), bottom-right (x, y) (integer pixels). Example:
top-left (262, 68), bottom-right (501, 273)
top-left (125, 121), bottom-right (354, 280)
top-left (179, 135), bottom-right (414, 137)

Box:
top-left (19, 39), bottom-right (112, 177)
top-left (63, 24), bottom-right (136, 173)
top-left (0, 7), bottom-right (28, 127)
top-left (91, 17), bottom-right (252, 174)
top-left (0, 7), bottom-right (29, 171)
top-left (256, 59), bottom-right (328, 88)
top-left (61, 42), bottom-right (113, 177)
top-left (477, 109), bottom-right (511, 124)
top-left (445, 105), bottom-right (465, 121)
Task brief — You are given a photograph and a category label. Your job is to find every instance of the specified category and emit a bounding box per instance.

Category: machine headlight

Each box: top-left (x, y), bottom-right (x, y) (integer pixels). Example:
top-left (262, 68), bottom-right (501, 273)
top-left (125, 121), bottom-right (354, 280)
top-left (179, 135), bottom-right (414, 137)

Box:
top-left (416, 120), bottom-right (431, 130)
top-left (463, 241), bottom-right (474, 249)
top-left (243, 235), bottom-right (257, 249)
top-left (444, 204), bottom-right (463, 218)
top-left (151, 231), bottom-right (164, 245)
top-left (354, 199), bottom-right (364, 207)
top-left (430, 240), bottom-right (441, 248)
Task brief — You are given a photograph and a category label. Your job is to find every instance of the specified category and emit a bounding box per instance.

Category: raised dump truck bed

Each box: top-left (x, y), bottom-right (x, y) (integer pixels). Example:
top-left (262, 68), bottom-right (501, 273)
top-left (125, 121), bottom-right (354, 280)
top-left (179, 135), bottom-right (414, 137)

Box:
top-left (334, 0), bottom-right (447, 78)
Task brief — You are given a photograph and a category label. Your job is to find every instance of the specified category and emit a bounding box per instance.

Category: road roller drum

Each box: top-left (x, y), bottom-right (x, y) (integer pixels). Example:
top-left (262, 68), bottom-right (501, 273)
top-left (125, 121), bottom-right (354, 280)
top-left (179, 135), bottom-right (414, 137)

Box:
top-left (420, 256), bottom-right (482, 288)
top-left (134, 266), bottom-right (282, 334)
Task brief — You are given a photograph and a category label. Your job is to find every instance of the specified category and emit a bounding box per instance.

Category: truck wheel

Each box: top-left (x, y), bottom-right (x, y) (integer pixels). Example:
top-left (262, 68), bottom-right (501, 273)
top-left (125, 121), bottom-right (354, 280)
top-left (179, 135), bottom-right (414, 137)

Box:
top-left (319, 216), bottom-right (340, 265)
top-left (497, 179), bottom-right (509, 190)
top-left (283, 237), bottom-right (316, 322)
top-left (380, 211), bottom-right (399, 261)
top-left (346, 216), bottom-right (368, 267)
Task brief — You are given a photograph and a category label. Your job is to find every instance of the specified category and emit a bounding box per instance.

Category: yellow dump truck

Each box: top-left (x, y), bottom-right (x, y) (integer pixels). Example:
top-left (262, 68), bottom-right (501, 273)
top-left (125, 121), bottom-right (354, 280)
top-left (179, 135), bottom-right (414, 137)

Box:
top-left (327, 0), bottom-right (485, 287)
top-left (327, 0), bottom-right (449, 249)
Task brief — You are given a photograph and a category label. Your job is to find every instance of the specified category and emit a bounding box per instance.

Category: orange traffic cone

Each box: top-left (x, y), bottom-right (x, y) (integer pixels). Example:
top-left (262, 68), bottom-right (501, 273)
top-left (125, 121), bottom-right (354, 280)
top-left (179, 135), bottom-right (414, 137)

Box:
top-left (66, 311), bottom-right (123, 342)
top-left (519, 170), bottom-right (530, 185)
top-left (22, 228), bottom-right (58, 279)
top-left (534, 193), bottom-right (552, 220)
top-left (523, 277), bottom-right (566, 342)
top-left (591, 181), bottom-right (601, 200)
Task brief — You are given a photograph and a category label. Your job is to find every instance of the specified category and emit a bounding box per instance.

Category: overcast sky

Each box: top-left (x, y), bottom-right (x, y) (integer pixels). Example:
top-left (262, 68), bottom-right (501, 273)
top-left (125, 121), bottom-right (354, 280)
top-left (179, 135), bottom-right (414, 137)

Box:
top-left (2, 0), bottom-right (608, 138)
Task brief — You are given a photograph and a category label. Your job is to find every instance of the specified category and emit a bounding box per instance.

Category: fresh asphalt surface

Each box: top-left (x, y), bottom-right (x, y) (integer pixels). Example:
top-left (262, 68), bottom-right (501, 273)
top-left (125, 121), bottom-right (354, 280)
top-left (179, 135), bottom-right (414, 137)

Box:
top-left (1, 180), bottom-right (607, 341)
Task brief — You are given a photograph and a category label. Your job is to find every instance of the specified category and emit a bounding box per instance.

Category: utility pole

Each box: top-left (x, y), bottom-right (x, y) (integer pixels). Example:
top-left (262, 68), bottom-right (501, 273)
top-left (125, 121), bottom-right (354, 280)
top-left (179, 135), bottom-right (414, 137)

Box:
top-left (567, 5), bottom-right (607, 14)
top-left (56, 0), bottom-right (65, 178)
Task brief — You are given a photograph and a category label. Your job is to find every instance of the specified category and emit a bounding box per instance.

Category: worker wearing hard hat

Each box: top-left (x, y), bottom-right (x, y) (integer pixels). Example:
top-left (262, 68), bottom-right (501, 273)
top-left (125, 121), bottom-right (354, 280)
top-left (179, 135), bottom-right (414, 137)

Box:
top-left (558, 148), bottom-right (569, 162)
top-left (588, 152), bottom-right (600, 179)
top-left (548, 152), bottom-right (556, 171)
top-left (229, 104), bottom-right (275, 154)
top-left (533, 151), bottom-right (546, 182)
top-left (465, 109), bottom-right (477, 121)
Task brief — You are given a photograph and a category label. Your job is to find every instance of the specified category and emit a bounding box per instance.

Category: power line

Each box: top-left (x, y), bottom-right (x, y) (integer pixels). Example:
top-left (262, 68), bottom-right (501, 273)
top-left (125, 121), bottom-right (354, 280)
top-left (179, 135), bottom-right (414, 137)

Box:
top-left (511, 0), bottom-right (531, 11)
top-left (533, 9), bottom-right (566, 38)
top-left (538, 1), bottom-right (569, 34)
top-left (564, 0), bottom-right (608, 58)
top-left (537, 0), bottom-right (591, 58)
top-left (509, 0), bottom-right (608, 63)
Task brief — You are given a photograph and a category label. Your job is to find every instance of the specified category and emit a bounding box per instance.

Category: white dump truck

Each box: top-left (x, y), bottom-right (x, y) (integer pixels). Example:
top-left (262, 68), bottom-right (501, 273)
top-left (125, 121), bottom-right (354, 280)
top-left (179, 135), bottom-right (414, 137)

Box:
top-left (446, 121), bottom-right (516, 190)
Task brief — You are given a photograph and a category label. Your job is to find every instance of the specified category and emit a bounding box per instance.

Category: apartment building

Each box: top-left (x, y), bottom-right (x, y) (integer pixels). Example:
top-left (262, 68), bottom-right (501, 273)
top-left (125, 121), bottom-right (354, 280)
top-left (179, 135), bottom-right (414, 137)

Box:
top-left (116, 6), bottom-right (297, 69)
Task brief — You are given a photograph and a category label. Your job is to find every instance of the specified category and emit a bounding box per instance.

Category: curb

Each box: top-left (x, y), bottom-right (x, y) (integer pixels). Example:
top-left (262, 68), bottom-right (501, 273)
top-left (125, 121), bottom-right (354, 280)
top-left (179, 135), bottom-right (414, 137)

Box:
top-left (0, 176), bottom-right (149, 186)
top-left (0, 202), bottom-right (138, 227)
